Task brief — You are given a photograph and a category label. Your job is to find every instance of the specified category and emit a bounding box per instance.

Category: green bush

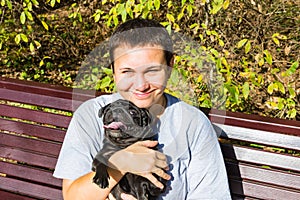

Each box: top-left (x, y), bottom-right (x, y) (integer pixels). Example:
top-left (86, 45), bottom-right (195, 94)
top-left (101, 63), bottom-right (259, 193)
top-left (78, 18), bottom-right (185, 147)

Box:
top-left (0, 0), bottom-right (299, 120)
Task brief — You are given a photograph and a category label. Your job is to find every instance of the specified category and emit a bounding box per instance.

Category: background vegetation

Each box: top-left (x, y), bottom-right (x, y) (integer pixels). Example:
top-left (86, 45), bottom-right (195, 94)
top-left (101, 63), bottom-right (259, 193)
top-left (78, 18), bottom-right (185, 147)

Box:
top-left (0, 0), bottom-right (299, 120)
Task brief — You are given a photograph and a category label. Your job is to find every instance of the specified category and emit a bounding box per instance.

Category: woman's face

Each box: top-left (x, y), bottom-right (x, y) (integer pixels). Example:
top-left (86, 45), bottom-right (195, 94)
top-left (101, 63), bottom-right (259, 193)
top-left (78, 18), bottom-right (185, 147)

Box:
top-left (113, 45), bottom-right (172, 109)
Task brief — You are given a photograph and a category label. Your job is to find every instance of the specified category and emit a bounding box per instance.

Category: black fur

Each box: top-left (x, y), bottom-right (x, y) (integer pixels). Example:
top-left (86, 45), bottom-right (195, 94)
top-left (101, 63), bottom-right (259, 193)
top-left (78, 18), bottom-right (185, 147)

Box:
top-left (92, 99), bottom-right (166, 200)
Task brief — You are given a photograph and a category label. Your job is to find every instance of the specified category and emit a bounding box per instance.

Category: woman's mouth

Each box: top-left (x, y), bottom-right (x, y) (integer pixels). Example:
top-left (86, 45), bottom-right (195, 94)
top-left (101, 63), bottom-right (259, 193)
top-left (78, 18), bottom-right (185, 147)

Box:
top-left (133, 91), bottom-right (152, 99)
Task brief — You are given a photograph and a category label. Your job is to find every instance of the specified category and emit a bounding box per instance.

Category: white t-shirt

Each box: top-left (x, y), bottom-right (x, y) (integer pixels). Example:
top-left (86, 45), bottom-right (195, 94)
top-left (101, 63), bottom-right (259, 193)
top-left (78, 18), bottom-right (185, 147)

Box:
top-left (53, 93), bottom-right (231, 199)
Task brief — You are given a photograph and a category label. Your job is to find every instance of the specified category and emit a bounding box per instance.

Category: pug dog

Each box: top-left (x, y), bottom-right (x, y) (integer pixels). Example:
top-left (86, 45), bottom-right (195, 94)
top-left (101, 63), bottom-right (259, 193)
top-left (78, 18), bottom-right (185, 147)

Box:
top-left (92, 99), bottom-right (166, 200)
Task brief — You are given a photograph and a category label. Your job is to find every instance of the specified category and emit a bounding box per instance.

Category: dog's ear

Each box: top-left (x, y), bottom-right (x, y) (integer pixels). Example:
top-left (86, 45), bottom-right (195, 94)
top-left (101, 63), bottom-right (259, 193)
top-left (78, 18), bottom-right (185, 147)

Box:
top-left (141, 109), bottom-right (152, 126)
top-left (98, 103), bottom-right (110, 118)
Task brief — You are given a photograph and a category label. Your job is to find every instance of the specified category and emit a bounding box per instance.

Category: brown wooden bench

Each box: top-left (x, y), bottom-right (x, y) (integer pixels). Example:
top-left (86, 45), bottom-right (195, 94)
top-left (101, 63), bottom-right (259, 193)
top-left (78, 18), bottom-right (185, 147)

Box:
top-left (0, 77), bottom-right (299, 200)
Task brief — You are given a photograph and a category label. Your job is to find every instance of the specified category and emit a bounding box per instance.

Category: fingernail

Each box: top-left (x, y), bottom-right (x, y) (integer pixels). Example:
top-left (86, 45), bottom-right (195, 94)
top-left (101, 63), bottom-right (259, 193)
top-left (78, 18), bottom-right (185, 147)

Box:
top-left (120, 193), bottom-right (127, 200)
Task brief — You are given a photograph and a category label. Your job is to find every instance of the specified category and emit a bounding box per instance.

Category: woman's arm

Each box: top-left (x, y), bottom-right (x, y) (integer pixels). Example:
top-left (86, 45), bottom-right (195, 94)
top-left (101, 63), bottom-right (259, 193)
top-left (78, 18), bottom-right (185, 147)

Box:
top-left (62, 140), bottom-right (170, 200)
top-left (63, 167), bottom-right (123, 200)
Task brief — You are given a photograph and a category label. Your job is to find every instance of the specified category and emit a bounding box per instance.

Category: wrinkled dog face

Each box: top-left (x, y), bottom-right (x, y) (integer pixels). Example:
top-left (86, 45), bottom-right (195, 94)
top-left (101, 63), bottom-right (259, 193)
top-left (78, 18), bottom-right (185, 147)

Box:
top-left (99, 99), bottom-right (153, 147)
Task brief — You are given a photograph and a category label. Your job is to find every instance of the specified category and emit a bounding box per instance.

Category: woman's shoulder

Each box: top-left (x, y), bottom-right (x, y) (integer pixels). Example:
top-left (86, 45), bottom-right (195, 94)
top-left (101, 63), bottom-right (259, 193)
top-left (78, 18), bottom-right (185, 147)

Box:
top-left (165, 93), bottom-right (206, 117)
top-left (74, 93), bottom-right (122, 114)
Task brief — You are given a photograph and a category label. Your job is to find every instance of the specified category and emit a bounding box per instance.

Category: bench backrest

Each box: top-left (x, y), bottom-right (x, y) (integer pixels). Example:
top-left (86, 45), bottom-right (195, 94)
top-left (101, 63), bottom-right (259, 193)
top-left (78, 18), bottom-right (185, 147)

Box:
top-left (209, 109), bottom-right (300, 199)
top-left (1, 77), bottom-right (300, 199)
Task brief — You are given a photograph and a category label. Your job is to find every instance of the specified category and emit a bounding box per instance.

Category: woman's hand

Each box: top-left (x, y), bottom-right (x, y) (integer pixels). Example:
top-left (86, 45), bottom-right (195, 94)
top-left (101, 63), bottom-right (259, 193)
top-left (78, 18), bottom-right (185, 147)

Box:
top-left (108, 140), bottom-right (171, 189)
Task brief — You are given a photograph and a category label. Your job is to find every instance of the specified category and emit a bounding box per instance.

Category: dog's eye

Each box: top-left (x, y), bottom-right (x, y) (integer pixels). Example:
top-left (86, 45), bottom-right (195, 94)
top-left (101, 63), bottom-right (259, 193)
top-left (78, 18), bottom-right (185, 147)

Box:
top-left (129, 109), bottom-right (138, 116)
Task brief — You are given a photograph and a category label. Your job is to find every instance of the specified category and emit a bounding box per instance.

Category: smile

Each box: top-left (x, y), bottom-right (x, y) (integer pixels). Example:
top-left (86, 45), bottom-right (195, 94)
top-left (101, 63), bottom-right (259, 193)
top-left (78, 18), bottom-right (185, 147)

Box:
top-left (133, 91), bottom-right (152, 99)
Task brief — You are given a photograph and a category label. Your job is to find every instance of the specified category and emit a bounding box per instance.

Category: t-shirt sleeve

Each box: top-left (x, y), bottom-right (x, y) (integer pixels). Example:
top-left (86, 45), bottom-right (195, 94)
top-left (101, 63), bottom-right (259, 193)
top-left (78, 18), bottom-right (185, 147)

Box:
top-left (53, 99), bottom-right (103, 180)
top-left (186, 112), bottom-right (231, 199)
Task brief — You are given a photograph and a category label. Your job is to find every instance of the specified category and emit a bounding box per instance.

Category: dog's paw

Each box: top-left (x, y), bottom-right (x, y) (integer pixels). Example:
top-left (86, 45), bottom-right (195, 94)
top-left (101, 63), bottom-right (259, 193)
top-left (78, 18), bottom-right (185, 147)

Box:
top-left (92, 162), bottom-right (110, 188)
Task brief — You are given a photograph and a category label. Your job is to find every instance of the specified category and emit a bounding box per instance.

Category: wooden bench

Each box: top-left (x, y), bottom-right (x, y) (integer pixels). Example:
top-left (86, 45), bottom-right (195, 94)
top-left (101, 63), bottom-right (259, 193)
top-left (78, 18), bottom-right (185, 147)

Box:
top-left (0, 77), bottom-right (299, 199)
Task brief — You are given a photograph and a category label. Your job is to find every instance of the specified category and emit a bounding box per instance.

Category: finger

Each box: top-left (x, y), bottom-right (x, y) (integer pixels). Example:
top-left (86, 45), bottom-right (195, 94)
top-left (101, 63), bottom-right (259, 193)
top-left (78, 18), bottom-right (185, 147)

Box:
top-left (121, 193), bottom-right (137, 200)
top-left (155, 151), bottom-right (167, 161)
top-left (152, 167), bottom-right (171, 180)
top-left (143, 173), bottom-right (164, 189)
top-left (138, 140), bottom-right (158, 148)
top-left (155, 159), bottom-right (169, 170)
top-left (108, 193), bottom-right (117, 200)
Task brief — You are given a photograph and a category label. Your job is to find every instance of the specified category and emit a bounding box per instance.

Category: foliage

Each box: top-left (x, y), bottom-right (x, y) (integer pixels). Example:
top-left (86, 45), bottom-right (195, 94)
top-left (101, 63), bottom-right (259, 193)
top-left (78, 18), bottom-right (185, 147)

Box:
top-left (0, 0), bottom-right (299, 120)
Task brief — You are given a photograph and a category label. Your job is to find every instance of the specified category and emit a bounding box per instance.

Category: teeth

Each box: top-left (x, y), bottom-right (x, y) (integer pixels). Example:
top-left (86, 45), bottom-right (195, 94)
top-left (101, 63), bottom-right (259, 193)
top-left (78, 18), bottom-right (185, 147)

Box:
top-left (109, 130), bottom-right (122, 137)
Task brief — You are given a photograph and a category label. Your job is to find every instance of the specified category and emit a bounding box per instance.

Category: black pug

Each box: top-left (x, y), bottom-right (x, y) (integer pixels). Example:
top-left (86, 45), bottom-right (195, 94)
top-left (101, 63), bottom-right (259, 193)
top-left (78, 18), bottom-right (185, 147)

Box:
top-left (92, 99), bottom-right (166, 200)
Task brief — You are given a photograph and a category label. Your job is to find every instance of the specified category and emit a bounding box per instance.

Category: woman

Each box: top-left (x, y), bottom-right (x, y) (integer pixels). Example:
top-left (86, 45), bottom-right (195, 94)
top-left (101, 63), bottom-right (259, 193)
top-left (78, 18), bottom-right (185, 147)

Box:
top-left (53, 18), bottom-right (231, 200)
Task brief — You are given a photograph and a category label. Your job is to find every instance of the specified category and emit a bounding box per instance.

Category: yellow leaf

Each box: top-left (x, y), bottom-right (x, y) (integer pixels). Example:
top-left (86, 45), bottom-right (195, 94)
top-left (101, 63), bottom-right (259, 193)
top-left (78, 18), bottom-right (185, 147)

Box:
top-left (41, 20), bottom-right (49, 30)
top-left (237, 39), bottom-right (248, 48)
top-left (245, 41), bottom-right (251, 54)
top-left (223, 0), bottom-right (230, 9)
top-left (272, 37), bottom-right (280, 45)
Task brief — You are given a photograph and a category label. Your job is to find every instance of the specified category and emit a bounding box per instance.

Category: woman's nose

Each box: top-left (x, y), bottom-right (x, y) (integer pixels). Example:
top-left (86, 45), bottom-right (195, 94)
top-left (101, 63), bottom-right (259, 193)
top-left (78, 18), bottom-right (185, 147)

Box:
top-left (134, 74), bottom-right (150, 91)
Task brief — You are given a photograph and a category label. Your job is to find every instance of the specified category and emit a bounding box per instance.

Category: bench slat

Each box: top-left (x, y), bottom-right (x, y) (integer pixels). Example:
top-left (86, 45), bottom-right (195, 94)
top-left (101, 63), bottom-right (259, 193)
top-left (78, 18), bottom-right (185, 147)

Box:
top-left (210, 109), bottom-right (300, 136)
top-left (0, 146), bottom-right (57, 169)
top-left (0, 190), bottom-right (36, 200)
top-left (0, 118), bottom-right (65, 142)
top-left (0, 104), bottom-right (71, 128)
top-left (216, 123), bottom-right (300, 151)
top-left (0, 88), bottom-right (78, 112)
top-left (0, 176), bottom-right (62, 200)
top-left (0, 132), bottom-right (61, 157)
top-left (0, 161), bottom-right (61, 188)
top-left (221, 143), bottom-right (300, 172)
top-left (0, 77), bottom-right (102, 101)
top-left (229, 179), bottom-right (300, 200)
top-left (226, 162), bottom-right (300, 190)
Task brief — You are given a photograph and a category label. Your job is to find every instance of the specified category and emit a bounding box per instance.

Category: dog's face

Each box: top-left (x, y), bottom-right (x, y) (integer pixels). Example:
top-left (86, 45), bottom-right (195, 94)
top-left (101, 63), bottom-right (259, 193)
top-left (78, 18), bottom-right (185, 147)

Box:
top-left (99, 99), bottom-right (154, 147)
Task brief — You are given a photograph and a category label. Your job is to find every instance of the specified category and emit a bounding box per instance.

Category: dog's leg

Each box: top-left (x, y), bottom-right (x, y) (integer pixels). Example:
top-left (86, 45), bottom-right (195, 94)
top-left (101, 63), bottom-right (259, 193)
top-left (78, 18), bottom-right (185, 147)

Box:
top-left (92, 160), bottom-right (109, 188)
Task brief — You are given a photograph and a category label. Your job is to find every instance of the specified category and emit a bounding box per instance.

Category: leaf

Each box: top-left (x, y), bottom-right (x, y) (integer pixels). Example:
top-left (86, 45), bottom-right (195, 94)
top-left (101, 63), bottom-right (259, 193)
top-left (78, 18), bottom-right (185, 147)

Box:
top-left (1, 0), bottom-right (5, 6)
top-left (166, 13), bottom-right (175, 23)
top-left (20, 11), bottom-right (26, 24)
top-left (100, 76), bottom-right (111, 89)
top-left (34, 40), bottom-right (41, 49)
top-left (15, 34), bottom-right (21, 45)
top-left (6, 0), bottom-right (12, 9)
top-left (154, 0), bottom-right (160, 10)
top-left (242, 82), bottom-right (250, 99)
top-left (20, 33), bottom-right (28, 42)
top-left (94, 13), bottom-right (101, 22)
top-left (177, 12), bottom-right (184, 21)
top-left (245, 41), bottom-right (251, 54)
top-left (27, 2), bottom-right (33, 11)
top-left (267, 83), bottom-right (274, 94)
top-left (283, 61), bottom-right (299, 76)
top-left (210, 0), bottom-right (223, 14)
top-left (103, 68), bottom-right (113, 75)
top-left (210, 48), bottom-right (219, 57)
top-left (272, 37), bottom-right (280, 45)
top-left (25, 10), bottom-right (33, 21)
top-left (263, 50), bottom-right (272, 65)
top-left (288, 109), bottom-right (297, 118)
top-left (237, 39), bottom-right (248, 48)
top-left (31, 0), bottom-right (39, 6)
top-left (276, 81), bottom-right (285, 94)
top-left (218, 39), bottom-right (224, 47)
top-left (41, 20), bottom-right (49, 30)
top-left (187, 4), bottom-right (193, 16)
top-left (288, 87), bottom-right (296, 98)
top-left (39, 59), bottom-right (44, 67)
top-left (30, 42), bottom-right (35, 52)
top-left (223, 0), bottom-right (230, 9)
top-left (50, 0), bottom-right (56, 7)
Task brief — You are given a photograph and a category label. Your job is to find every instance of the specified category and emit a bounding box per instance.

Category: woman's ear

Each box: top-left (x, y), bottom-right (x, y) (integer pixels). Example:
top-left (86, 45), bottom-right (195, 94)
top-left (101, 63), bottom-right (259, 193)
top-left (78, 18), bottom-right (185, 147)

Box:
top-left (169, 55), bottom-right (175, 68)
top-left (166, 56), bottom-right (174, 78)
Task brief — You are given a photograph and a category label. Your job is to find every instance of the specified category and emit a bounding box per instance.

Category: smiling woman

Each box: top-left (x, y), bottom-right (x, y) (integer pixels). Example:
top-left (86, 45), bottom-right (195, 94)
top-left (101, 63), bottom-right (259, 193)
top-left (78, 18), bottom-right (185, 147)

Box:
top-left (53, 18), bottom-right (231, 200)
